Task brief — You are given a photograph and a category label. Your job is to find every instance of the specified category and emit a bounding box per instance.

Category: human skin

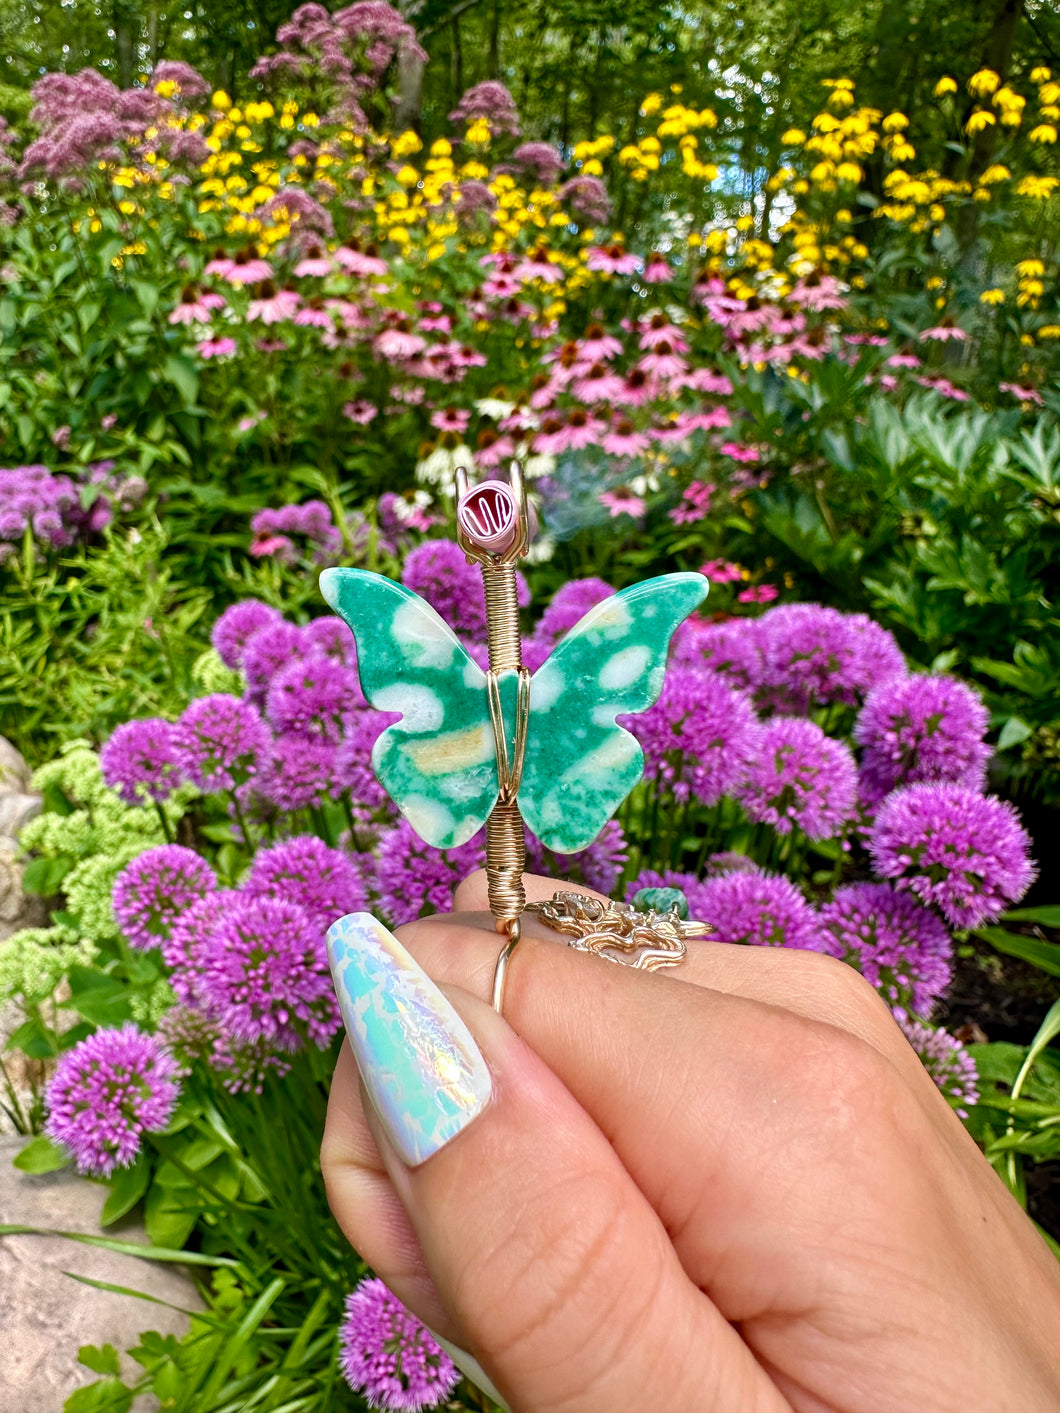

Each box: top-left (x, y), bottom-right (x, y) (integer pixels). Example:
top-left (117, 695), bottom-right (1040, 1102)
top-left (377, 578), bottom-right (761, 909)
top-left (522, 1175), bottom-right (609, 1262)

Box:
top-left (322, 871), bottom-right (1060, 1413)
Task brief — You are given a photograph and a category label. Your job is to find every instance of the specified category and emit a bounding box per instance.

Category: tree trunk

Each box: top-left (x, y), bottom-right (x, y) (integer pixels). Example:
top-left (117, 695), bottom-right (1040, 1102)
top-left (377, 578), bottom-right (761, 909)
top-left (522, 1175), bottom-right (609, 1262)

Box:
top-left (450, 14), bottom-right (463, 103)
top-left (487, 0), bottom-right (500, 80)
top-left (112, 0), bottom-right (137, 87)
top-left (394, 48), bottom-right (425, 130)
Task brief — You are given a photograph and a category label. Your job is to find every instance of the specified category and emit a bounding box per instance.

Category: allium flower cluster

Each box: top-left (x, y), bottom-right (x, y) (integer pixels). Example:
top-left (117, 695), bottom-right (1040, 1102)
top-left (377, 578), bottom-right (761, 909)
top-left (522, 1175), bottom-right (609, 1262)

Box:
top-left (211, 601), bottom-right (285, 671)
top-left (899, 1019), bottom-right (979, 1117)
top-left (112, 845), bottom-right (217, 950)
top-left (736, 717), bottom-right (857, 839)
top-left (535, 577), bottom-right (615, 643)
top-left (401, 538), bottom-right (528, 640)
top-left (869, 783), bottom-right (1036, 928)
top-left (338, 1278), bottom-right (458, 1411)
top-left (819, 882), bottom-right (953, 1018)
top-left (173, 695), bottom-right (270, 791)
top-left (672, 616), bottom-right (764, 690)
top-left (266, 654), bottom-right (362, 741)
top-left (695, 871), bottom-right (826, 950)
top-left (855, 674), bottom-right (991, 806)
top-left (625, 666), bottom-right (757, 805)
top-left (245, 836), bottom-right (367, 927)
top-left (375, 819), bottom-right (485, 925)
top-left (45, 1024), bottom-right (181, 1177)
top-left (101, 717), bottom-right (180, 805)
top-left (759, 604), bottom-right (905, 710)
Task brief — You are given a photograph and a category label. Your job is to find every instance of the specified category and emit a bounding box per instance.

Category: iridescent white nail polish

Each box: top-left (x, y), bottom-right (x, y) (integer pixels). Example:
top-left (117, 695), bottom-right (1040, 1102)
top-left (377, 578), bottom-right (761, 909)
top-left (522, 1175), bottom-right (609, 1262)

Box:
top-left (326, 913), bottom-right (492, 1166)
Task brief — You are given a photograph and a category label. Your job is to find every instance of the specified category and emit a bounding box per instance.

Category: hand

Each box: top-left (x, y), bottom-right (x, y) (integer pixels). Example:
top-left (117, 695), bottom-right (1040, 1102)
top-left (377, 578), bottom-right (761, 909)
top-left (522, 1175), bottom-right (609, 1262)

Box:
top-left (322, 872), bottom-right (1060, 1412)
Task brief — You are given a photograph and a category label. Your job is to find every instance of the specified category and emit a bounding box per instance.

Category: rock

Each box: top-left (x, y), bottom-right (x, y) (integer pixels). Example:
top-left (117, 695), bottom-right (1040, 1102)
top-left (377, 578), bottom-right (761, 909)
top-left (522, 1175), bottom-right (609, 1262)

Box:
top-left (0, 839), bottom-right (48, 943)
top-left (0, 1136), bottom-right (202, 1412)
top-left (0, 792), bottom-right (42, 840)
top-left (0, 739), bottom-right (30, 796)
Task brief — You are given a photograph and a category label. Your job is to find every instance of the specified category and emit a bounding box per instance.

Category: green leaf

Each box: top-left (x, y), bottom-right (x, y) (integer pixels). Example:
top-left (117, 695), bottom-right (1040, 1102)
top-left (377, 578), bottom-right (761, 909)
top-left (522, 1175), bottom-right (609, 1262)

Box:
top-left (161, 354), bottom-right (199, 407)
top-left (13, 1134), bottom-right (69, 1173)
top-left (78, 1344), bottom-right (121, 1376)
top-left (144, 1174), bottom-right (201, 1250)
top-left (63, 1377), bottom-right (132, 1413)
top-left (997, 716), bottom-right (1033, 750)
top-left (62, 968), bottom-right (135, 1027)
top-left (20, 855), bottom-right (74, 896)
top-left (6, 1014), bottom-right (60, 1058)
top-left (100, 1154), bottom-right (151, 1226)
top-left (0, 1226), bottom-right (238, 1266)
top-left (1005, 906), bottom-right (1060, 928)
top-left (974, 927), bottom-right (1060, 978)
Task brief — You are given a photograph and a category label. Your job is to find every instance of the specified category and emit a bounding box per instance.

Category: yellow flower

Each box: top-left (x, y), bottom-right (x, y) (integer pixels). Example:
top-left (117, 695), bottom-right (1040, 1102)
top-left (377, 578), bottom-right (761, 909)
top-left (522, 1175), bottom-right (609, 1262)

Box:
top-left (1016, 175), bottom-right (1059, 197)
top-left (828, 88), bottom-right (854, 109)
top-left (395, 165), bottom-right (420, 187)
top-left (781, 128), bottom-right (806, 145)
top-left (1042, 105), bottom-right (1060, 120)
top-left (968, 69), bottom-right (1000, 98)
top-left (1031, 67), bottom-right (1052, 84)
top-left (1016, 258), bottom-right (1045, 277)
top-left (1029, 124), bottom-right (1058, 143)
top-left (836, 161), bottom-right (862, 183)
top-left (933, 76), bottom-right (958, 97)
top-left (979, 163), bottom-right (1011, 184)
top-left (154, 78), bottom-right (177, 98)
top-left (640, 92), bottom-right (663, 116)
top-left (979, 288), bottom-right (1005, 305)
top-left (211, 89), bottom-right (231, 110)
top-left (465, 117), bottom-right (491, 145)
top-left (580, 158), bottom-right (604, 176)
top-left (1040, 82), bottom-right (1060, 105)
top-left (925, 275), bottom-right (944, 290)
top-left (810, 160), bottom-right (836, 183)
top-left (392, 129), bottom-right (423, 158)
top-left (1037, 325), bottom-right (1060, 338)
top-left (965, 109), bottom-right (996, 135)
top-left (302, 111), bottom-right (320, 128)
top-left (430, 137), bottom-right (452, 158)
top-left (227, 108), bottom-right (242, 123)
top-left (882, 112), bottom-right (908, 132)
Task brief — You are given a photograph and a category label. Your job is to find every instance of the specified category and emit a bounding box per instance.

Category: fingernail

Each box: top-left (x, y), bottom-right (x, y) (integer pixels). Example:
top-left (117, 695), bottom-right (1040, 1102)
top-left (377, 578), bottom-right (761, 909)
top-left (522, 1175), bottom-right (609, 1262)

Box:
top-left (326, 913), bottom-right (492, 1167)
top-left (426, 1327), bottom-right (510, 1412)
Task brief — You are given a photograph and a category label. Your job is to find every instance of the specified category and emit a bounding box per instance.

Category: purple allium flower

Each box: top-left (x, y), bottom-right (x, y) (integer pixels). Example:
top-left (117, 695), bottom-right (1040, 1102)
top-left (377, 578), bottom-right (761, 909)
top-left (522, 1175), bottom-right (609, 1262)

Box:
top-left (736, 717), bottom-right (857, 839)
top-left (304, 614), bottom-right (356, 665)
top-left (623, 666), bottom-right (757, 806)
top-left (898, 1019), bottom-right (979, 1117)
top-left (259, 735), bottom-right (337, 811)
top-left (536, 577), bottom-right (615, 642)
top-left (672, 616), bottom-right (764, 691)
top-left (400, 539), bottom-right (526, 641)
top-left (266, 655), bottom-right (362, 741)
top-left (705, 851), bottom-right (761, 876)
top-left (819, 882), bottom-right (952, 1018)
top-left (526, 819), bottom-right (628, 895)
top-left (694, 871), bottom-right (826, 950)
top-left (758, 603), bottom-right (865, 709)
top-left (174, 695), bottom-right (271, 792)
top-left (162, 890), bottom-right (238, 1005)
top-left (374, 819), bottom-right (485, 925)
top-left (45, 1024), bottom-right (181, 1177)
top-left (338, 1278), bottom-right (458, 1411)
top-left (211, 600), bottom-right (283, 670)
top-left (844, 613), bottom-right (906, 696)
top-left (335, 710), bottom-right (392, 810)
top-left (625, 868), bottom-right (713, 921)
top-left (855, 674), bottom-right (991, 806)
top-left (245, 836), bottom-right (367, 927)
top-left (449, 79), bottom-right (521, 136)
top-left (100, 717), bottom-right (180, 805)
top-left (112, 845), bottom-right (217, 950)
top-left (868, 783), bottom-right (1036, 928)
top-left (157, 1004), bottom-right (292, 1095)
top-left (191, 894), bottom-right (340, 1050)
top-left (242, 621), bottom-right (313, 700)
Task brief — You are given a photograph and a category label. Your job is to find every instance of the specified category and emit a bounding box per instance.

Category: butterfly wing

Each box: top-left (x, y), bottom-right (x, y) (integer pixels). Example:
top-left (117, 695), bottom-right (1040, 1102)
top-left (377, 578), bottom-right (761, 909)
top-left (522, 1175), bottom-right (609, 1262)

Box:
top-left (319, 567), bottom-right (499, 848)
top-left (520, 573), bottom-right (708, 853)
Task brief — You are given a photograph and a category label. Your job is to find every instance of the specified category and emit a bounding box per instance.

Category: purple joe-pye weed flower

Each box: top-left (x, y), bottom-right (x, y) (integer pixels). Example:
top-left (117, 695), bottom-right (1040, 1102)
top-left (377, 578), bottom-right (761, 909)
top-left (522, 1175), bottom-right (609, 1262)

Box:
top-left (736, 717), bottom-right (857, 840)
top-left (819, 882), bottom-right (953, 1019)
top-left (338, 1277), bottom-right (458, 1411)
top-left (374, 818), bottom-right (485, 926)
top-left (623, 665), bottom-right (757, 806)
top-left (694, 870), bottom-right (826, 951)
top-left (173, 695), bottom-right (271, 792)
top-left (898, 1019), bottom-right (979, 1117)
top-left (190, 893), bottom-right (340, 1051)
top-left (855, 673), bottom-right (991, 806)
top-left (868, 783), bottom-right (1036, 929)
top-left (100, 717), bottom-right (181, 805)
top-left (245, 835), bottom-right (367, 928)
top-left (449, 79), bottom-right (520, 136)
top-left (112, 845), bottom-right (217, 950)
top-left (558, 174), bottom-right (612, 226)
top-left (45, 1024), bottom-right (181, 1177)
top-left (211, 599), bottom-right (284, 671)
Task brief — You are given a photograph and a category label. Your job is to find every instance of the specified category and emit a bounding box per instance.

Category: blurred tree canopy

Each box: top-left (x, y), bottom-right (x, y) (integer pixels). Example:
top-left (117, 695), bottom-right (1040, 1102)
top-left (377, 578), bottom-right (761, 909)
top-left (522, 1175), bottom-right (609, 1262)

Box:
top-left (0, 0), bottom-right (1057, 166)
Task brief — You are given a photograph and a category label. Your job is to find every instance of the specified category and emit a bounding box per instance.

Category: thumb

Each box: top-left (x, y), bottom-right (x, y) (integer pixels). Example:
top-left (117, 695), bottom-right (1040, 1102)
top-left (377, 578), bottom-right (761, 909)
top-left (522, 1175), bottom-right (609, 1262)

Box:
top-left (322, 914), bottom-right (788, 1413)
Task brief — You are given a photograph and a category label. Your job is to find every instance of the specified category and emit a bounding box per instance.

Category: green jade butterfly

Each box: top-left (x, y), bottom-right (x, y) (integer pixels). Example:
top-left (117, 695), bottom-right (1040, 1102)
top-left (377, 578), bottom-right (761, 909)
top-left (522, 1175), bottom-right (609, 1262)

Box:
top-left (318, 567), bottom-right (708, 854)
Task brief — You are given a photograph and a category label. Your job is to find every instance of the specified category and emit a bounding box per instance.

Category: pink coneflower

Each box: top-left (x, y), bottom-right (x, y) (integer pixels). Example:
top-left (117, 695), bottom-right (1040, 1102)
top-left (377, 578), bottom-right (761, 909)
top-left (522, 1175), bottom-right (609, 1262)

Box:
top-left (577, 323), bottom-right (623, 361)
top-left (919, 320), bottom-right (968, 343)
top-left (599, 487), bottom-right (646, 518)
top-left (586, 243), bottom-right (641, 275)
top-left (255, 338), bottom-right (287, 353)
top-left (738, 583), bottom-right (778, 603)
top-left (293, 301), bottom-right (334, 328)
top-left (221, 249), bottom-right (274, 285)
top-left (515, 247), bottom-right (563, 283)
top-left (333, 244), bottom-right (388, 277)
top-left (643, 252), bottom-right (674, 283)
top-left (681, 368), bottom-right (734, 396)
top-left (342, 399), bottom-right (378, 424)
top-left (482, 272), bottom-right (522, 298)
top-left (877, 374), bottom-right (900, 391)
top-left (572, 362), bottom-right (628, 402)
top-left (293, 244), bottom-right (334, 277)
top-left (618, 367), bottom-right (659, 406)
top-left (430, 407), bottom-right (470, 433)
top-left (999, 381), bottom-right (1043, 404)
top-left (887, 352), bottom-right (922, 369)
top-left (450, 344), bottom-right (487, 368)
top-left (168, 287), bottom-right (226, 324)
top-left (670, 480), bottom-right (715, 525)
top-left (701, 558), bottom-right (744, 583)
top-left (532, 409), bottom-right (605, 454)
top-left (720, 441), bottom-right (760, 463)
top-left (787, 272), bottom-right (848, 311)
top-left (247, 283), bottom-right (301, 324)
top-left (602, 418), bottom-right (650, 457)
top-left (637, 341), bottom-right (688, 380)
top-left (419, 310), bottom-right (452, 333)
top-left (638, 315), bottom-right (689, 351)
top-left (474, 432), bottom-right (516, 467)
top-left (196, 337), bottom-right (237, 358)
top-left (915, 375), bottom-right (970, 401)
top-left (374, 325), bottom-right (426, 360)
